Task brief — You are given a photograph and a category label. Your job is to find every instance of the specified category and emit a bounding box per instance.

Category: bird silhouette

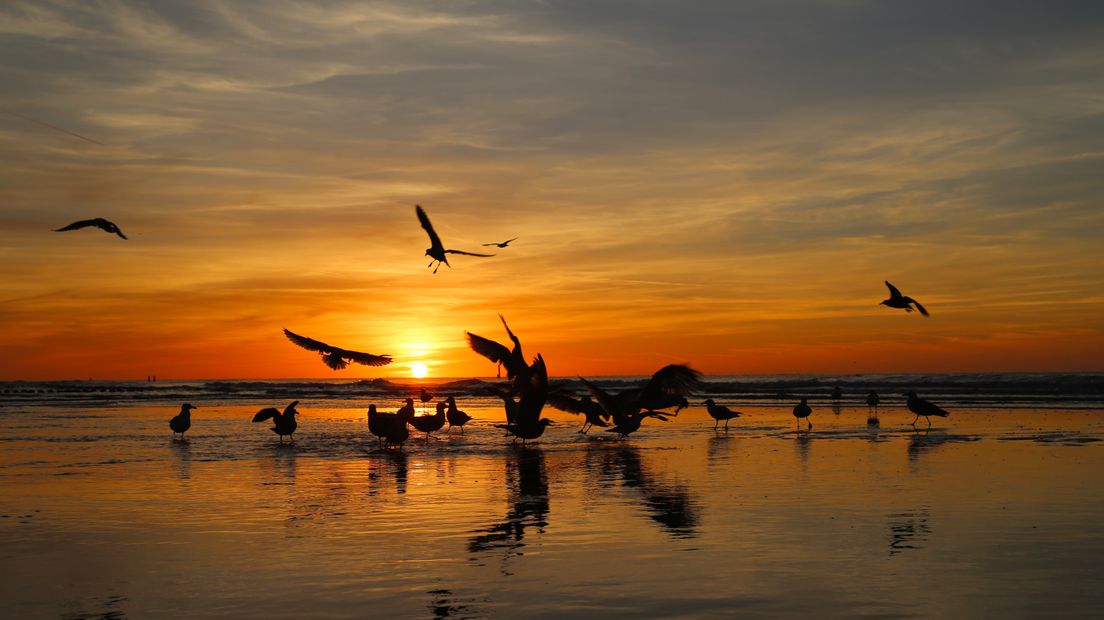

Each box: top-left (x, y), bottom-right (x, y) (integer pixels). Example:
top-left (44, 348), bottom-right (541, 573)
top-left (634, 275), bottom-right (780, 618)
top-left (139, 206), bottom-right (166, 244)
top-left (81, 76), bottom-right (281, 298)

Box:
top-left (252, 400), bottom-right (300, 442)
top-left (283, 328), bottom-right (392, 371)
top-left (54, 218), bottom-right (127, 239)
top-left (168, 403), bottom-right (197, 440)
top-left (416, 205), bottom-right (494, 273)
top-left (418, 387), bottom-right (434, 415)
top-left (367, 404), bottom-right (392, 448)
top-left (866, 391), bottom-right (881, 427)
top-left (385, 399), bottom-right (417, 448)
top-left (905, 391), bottom-right (949, 428)
top-left (445, 396), bottom-right (473, 434)
top-left (410, 401), bottom-right (447, 443)
top-left (482, 237), bottom-right (518, 248)
top-left (580, 365), bottom-right (702, 438)
top-left (793, 398), bottom-right (812, 430)
top-left (880, 281), bottom-right (929, 316)
top-left (495, 354), bottom-right (554, 443)
top-left (703, 399), bottom-right (742, 431)
top-left (466, 314), bottom-right (531, 386)
top-left (547, 392), bottom-right (609, 434)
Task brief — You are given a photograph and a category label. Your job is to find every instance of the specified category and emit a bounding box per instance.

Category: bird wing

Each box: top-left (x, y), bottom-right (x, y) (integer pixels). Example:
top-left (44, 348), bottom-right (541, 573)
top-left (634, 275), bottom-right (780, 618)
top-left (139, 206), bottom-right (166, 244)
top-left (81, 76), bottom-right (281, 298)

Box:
top-left (416, 205), bottom-right (444, 251)
top-left (338, 348), bottom-right (393, 367)
top-left (641, 364), bottom-right (703, 399)
top-left (546, 392), bottom-right (588, 415)
top-left (284, 328), bottom-right (332, 353)
top-left (252, 408), bottom-right (280, 422)
top-left (444, 249), bottom-right (495, 257)
top-left (884, 280), bottom-right (903, 301)
top-left (580, 377), bottom-right (621, 420)
top-left (907, 298), bottom-right (930, 317)
top-left (112, 227), bottom-right (128, 240)
top-left (466, 332), bottom-right (512, 365)
top-left (54, 219), bottom-right (98, 232)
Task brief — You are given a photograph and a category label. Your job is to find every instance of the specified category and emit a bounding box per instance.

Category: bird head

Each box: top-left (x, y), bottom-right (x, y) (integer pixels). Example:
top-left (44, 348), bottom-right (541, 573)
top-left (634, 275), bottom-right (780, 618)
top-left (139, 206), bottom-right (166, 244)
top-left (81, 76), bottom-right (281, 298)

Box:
top-left (437, 402), bottom-right (446, 413)
top-left (368, 404), bottom-right (377, 413)
top-left (181, 403), bottom-right (197, 411)
top-left (286, 400), bottom-right (300, 414)
top-left (541, 419), bottom-right (554, 427)
top-left (703, 399), bottom-right (715, 406)
top-left (405, 398), bottom-right (414, 405)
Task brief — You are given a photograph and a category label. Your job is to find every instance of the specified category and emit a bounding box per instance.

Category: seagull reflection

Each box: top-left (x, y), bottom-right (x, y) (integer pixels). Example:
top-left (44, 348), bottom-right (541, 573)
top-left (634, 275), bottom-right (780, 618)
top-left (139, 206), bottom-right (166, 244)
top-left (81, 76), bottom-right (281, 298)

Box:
top-left (600, 445), bottom-right (699, 538)
top-left (468, 445), bottom-right (549, 574)
top-left (170, 440), bottom-right (192, 480)
top-left (887, 508), bottom-right (931, 556)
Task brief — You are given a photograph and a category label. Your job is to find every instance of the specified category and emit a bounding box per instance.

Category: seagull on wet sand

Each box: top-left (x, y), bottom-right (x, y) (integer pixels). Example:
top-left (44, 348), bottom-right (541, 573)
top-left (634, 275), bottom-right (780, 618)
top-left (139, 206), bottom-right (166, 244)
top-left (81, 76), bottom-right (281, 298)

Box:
top-left (385, 399), bottom-right (416, 448)
top-left (283, 328), bottom-right (392, 371)
top-left (169, 403), bottom-right (197, 440)
top-left (410, 401), bottom-right (447, 443)
top-left (548, 392), bottom-right (609, 434)
top-left (906, 391), bottom-right (949, 428)
top-left (703, 399), bottom-right (742, 431)
top-left (367, 404), bottom-right (392, 448)
top-left (54, 218), bottom-right (127, 239)
top-left (793, 398), bottom-right (812, 430)
top-left (483, 237), bottom-right (518, 248)
top-left (445, 396), bottom-right (473, 434)
top-left (581, 365), bottom-right (702, 438)
top-left (252, 401), bottom-right (300, 443)
top-left (880, 281), bottom-right (929, 316)
top-left (417, 205), bottom-right (494, 273)
top-left (495, 354), bottom-right (554, 443)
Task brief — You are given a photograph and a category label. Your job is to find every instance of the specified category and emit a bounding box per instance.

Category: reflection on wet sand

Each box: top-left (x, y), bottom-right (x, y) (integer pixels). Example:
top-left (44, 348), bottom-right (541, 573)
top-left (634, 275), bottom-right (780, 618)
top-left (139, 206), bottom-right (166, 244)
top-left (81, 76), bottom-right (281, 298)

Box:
top-left (426, 588), bottom-right (486, 619)
top-left (595, 445), bottom-right (699, 538)
top-left (60, 594), bottom-right (127, 620)
top-left (888, 508), bottom-right (932, 556)
top-left (170, 440), bottom-right (191, 480)
top-left (468, 446), bottom-right (548, 574)
top-left (907, 431), bottom-right (980, 466)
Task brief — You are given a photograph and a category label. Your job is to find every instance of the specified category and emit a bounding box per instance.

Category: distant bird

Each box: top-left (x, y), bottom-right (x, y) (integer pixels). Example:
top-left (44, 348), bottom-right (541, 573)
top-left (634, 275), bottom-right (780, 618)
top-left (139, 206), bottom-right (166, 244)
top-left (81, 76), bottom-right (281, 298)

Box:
top-left (581, 365), bottom-right (702, 439)
top-left (793, 398), bottom-right (812, 430)
top-left (419, 387), bottom-right (433, 415)
top-left (168, 403), bottom-right (197, 440)
top-left (866, 391), bottom-right (881, 427)
top-left (880, 281), bottom-right (929, 316)
top-left (905, 391), bottom-right (949, 428)
top-left (416, 205), bottom-right (494, 273)
top-left (483, 237), bottom-right (518, 248)
top-left (283, 328), bottom-right (392, 371)
top-left (466, 314), bottom-right (530, 385)
top-left (445, 396), bottom-right (472, 434)
top-left (495, 354), bottom-right (554, 443)
top-left (703, 399), bottom-right (742, 431)
top-left (410, 401), bottom-right (447, 443)
top-left (547, 392), bottom-right (609, 434)
top-left (831, 385), bottom-right (843, 401)
top-left (54, 218), bottom-right (127, 239)
top-left (252, 401), bottom-right (300, 442)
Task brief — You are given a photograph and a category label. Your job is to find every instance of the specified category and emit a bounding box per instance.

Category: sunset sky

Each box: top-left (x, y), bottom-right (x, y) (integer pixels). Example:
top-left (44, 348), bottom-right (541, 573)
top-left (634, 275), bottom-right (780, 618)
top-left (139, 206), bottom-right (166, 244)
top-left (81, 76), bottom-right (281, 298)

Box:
top-left (1, 1), bottom-right (1102, 379)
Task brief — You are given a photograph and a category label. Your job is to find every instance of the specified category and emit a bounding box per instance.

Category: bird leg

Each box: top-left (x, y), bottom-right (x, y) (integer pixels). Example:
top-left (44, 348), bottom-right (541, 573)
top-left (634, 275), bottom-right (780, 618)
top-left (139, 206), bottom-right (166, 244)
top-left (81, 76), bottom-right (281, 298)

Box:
top-left (910, 414), bottom-right (919, 426)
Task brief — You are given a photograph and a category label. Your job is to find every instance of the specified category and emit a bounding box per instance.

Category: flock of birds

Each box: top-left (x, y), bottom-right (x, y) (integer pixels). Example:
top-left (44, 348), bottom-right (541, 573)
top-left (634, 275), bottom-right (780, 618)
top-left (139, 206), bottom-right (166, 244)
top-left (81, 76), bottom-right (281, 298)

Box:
top-left (51, 208), bottom-right (947, 446)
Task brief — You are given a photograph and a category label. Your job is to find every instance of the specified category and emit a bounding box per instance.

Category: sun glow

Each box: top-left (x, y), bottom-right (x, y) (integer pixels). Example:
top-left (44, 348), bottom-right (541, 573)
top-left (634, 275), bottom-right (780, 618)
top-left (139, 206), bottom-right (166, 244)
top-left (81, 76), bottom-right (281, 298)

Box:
top-left (411, 363), bottom-right (428, 379)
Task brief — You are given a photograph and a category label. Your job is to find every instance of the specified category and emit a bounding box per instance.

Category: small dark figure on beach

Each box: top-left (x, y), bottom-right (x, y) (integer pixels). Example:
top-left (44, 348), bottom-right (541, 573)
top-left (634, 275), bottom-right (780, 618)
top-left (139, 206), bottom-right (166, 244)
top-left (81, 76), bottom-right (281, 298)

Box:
top-left (905, 392), bottom-right (949, 428)
top-left (866, 391), bottom-right (881, 426)
top-left (445, 396), bottom-right (472, 434)
top-left (54, 217), bottom-right (127, 239)
top-left (410, 402), bottom-right (447, 443)
top-left (793, 398), bottom-right (813, 430)
top-left (169, 403), bottom-right (197, 440)
top-left (703, 399), bottom-right (742, 432)
top-left (252, 401), bottom-right (300, 443)
top-left (547, 392), bottom-right (609, 434)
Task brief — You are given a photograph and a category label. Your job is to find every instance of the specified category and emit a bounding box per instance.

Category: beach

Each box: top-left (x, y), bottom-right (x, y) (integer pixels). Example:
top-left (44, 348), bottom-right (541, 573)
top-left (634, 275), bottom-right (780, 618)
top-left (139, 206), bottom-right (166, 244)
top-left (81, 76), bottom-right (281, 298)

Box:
top-left (2, 376), bottom-right (1102, 618)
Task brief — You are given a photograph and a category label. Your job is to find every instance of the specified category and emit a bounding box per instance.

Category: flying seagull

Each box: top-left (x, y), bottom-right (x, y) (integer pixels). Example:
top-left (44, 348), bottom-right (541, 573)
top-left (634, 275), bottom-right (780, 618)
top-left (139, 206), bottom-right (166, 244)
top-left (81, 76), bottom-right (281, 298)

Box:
top-left (483, 237), bottom-right (518, 248)
top-left (283, 328), bottom-right (392, 371)
top-left (880, 281), bottom-right (929, 316)
top-left (54, 218), bottom-right (127, 239)
top-left (416, 205), bottom-right (494, 273)
top-left (466, 314), bottom-right (531, 386)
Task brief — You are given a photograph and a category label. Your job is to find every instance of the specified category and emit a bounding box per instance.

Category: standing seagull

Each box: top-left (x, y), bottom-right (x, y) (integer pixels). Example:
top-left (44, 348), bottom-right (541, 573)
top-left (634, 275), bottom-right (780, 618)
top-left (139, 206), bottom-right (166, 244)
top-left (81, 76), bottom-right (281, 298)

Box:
top-left (905, 391), bottom-right (949, 428)
top-left (169, 403), bottom-right (197, 440)
top-left (416, 205), bottom-right (494, 273)
top-left (252, 401), bottom-right (300, 443)
top-left (483, 237), bottom-right (518, 248)
top-left (54, 218), bottom-right (127, 239)
top-left (445, 396), bottom-right (473, 434)
top-left (410, 401), bottom-right (447, 443)
top-left (283, 328), bottom-right (392, 371)
top-left (703, 399), bottom-right (742, 432)
top-left (793, 398), bottom-right (813, 430)
top-left (880, 281), bottom-right (929, 316)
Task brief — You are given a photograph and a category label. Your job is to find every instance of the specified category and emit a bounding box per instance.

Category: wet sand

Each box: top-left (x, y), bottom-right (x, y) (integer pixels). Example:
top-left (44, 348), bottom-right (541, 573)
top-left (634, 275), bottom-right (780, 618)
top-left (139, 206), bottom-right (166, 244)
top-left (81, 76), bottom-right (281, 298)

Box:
top-left (2, 402), bottom-right (1102, 618)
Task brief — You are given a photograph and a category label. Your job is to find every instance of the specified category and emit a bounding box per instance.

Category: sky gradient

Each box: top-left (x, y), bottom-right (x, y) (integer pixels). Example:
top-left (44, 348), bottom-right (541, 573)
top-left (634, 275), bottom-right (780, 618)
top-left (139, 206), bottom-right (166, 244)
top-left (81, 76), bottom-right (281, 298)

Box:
top-left (1, 1), bottom-right (1102, 379)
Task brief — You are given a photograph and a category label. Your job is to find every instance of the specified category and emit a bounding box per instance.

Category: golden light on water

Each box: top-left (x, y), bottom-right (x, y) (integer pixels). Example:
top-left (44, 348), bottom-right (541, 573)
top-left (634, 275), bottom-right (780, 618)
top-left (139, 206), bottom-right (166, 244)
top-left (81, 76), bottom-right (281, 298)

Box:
top-left (411, 363), bottom-right (428, 379)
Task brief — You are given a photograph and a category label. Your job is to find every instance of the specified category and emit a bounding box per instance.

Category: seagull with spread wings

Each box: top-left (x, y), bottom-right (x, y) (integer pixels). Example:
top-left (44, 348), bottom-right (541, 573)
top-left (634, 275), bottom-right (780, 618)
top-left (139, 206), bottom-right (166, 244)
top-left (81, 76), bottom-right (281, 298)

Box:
top-left (581, 365), bottom-right (703, 438)
top-left (494, 354), bottom-right (554, 443)
top-left (283, 328), bottom-right (392, 371)
top-left (483, 237), bottom-right (518, 248)
top-left (880, 281), bottom-right (929, 316)
top-left (466, 314), bottom-right (531, 385)
top-left (54, 218), bottom-right (127, 239)
top-left (416, 205), bottom-right (494, 273)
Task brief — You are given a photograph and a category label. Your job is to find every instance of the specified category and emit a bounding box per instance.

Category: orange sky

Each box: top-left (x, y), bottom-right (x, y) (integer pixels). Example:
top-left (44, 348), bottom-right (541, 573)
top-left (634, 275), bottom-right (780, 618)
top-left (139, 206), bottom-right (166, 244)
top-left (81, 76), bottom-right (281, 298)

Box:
top-left (1, 2), bottom-right (1102, 379)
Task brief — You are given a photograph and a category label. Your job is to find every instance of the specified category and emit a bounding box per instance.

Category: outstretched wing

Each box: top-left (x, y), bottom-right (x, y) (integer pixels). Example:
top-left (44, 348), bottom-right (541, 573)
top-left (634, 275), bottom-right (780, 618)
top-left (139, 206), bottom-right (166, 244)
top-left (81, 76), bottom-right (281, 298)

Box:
top-left (466, 332), bottom-right (511, 365)
top-left (54, 219), bottom-right (98, 232)
top-left (580, 377), bottom-right (620, 420)
top-left (252, 407), bottom-right (280, 422)
top-left (444, 249), bottom-right (495, 257)
top-left (642, 364), bottom-right (703, 399)
top-left (884, 280), bottom-right (903, 301)
top-left (284, 328), bottom-right (332, 353)
top-left (416, 205), bottom-right (443, 251)
top-left (340, 349), bottom-right (393, 367)
top-left (546, 392), bottom-right (587, 415)
top-left (907, 298), bottom-right (930, 317)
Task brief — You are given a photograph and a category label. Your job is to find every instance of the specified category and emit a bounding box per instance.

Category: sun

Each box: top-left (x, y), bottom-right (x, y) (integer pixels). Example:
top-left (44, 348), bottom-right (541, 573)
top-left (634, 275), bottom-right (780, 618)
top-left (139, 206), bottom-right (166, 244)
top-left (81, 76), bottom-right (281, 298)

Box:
top-left (411, 362), bottom-right (428, 379)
